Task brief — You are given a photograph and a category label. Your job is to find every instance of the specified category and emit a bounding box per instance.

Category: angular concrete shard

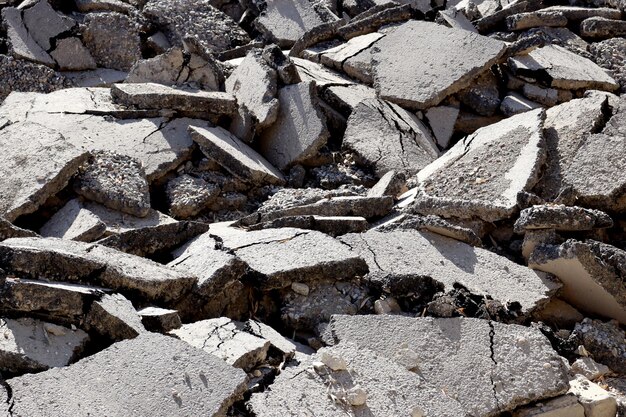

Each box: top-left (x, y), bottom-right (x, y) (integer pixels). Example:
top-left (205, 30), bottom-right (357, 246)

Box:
top-left (5, 333), bottom-right (248, 417)
top-left (250, 342), bottom-right (468, 417)
top-left (413, 109), bottom-right (546, 222)
top-left (247, 215), bottom-right (369, 237)
top-left (85, 293), bottom-right (146, 341)
top-left (513, 394), bottom-right (585, 417)
top-left (320, 83), bottom-right (377, 117)
top-left (40, 198), bottom-right (106, 242)
top-left (529, 240), bottom-right (626, 324)
top-left (509, 45), bottom-right (619, 91)
top-left (97, 220), bottom-right (209, 258)
top-left (210, 227), bottom-right (368, 289)
top-left (319, 32), bottom-right (383, 80)
top-left (1, 7), bottom-right (54, 66)
top-left (74, 151), bottom-right (151, 218)
top-left (340, 229), bottom-right (560, 316)
top-left (83, 202), bottom-right (176, 235)
top-left (371, 20), bottom-right (506, 110)
top-left (0, 218), bottom-right (38, 241)
top-left (81, 12), bottom-right (141, 71)
top-left (0, 317), bottom-right (88, 374)
top-left (0, 237), bottom-right (197, 303)
top-left (170, 317), bottom-right (270, 371)
top-left (111, 83), bottom-right (237, 115)
top-left (258, 81), bottom-right (330, 170)
top-left (292, 57), bottom-right (354, 87)
top-left (255, 0), bottom-right (338, 48)
top-left (143, 0), bottom-right (250, 53)
top-left (50, 37), bottom-right (97, 71)
top-left (22, 0), bottom-right (76, 51)
top-left (246, 320), bottom-right (297, 360)
top-left (138, 306), bottom-right (182, 333)
top-left (330, 315), bottom-right (570, 416)
top-left (572, 318), bottom-right (626, 374)
top-left (514, 205), bottom-right (613, 233)
top-left (190, 126), bottom-right (285, 186)
top-left (0, 122), bottom-right (89, 222)
top-left (166, 174), bottom-right (220, 219)
top-left (342, 98), bottom-right (440, 176)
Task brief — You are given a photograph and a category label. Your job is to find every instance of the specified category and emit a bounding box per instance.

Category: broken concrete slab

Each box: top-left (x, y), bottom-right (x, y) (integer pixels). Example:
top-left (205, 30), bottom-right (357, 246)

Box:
top-left (0, 122), bottom-right (89, 222)
top-left (340, 229), bottom-right (560, 317)
top-left (509, 45), bottom-right (619, 91)
top-left (143, 0), bottom-right (250, 53)
top-left (97, 220), bottom-right (209, 257)
top-left (1, 7), bottom-right (55, 66)
top-left (581, 16), bottom-right (626, 40)
top-left (247, 215), bottom-right (369, 236)
top-left (50, 37), bottom-right (97, 71)
top-left (250, 341), bottom-right (468, 417)
top-left (111, 83), bottom-right (237, 115)
top-left (170, 317), bottom-right (270, 370)
top-left (413, 108), bottom-right (546, 222)
top-left (540, 5), bottom-right (622, 22)
top-left (514, 205), bottom-right (613, 233)
top-left (74, 0), bottom-right (135, 14)
top-left (367, 170), bottom-right (406, 198)
top-left (166, 174), bottom-right (220, 219)
top-left (318, 32), bottom-right (383, 80)
top-left (529, 240), bottom-right (626, 324)
top-left (337, 4), bottom-right (412, 40)
top-left (22, 0), bottom-right (75, 51)
top-left (425, 105), bottom-right (460, 149)
top-left (255, 0), bottom-right (338, 48)
top-left (83, 202), bottom-right (177, 235)
top-left (569, 375), bottom-right (618, 417)
top-left (342, 98), bottom-right (440, 176)
top-left (522, 83), bottom-right (571, 107)
top-left (5, 332), bottom-right (247, 416)
top-left (0, 317), bottom-right (88, 375)
top-left (40, 198), bottom-right (106, 242)
top-left (74, 150), bottom-right (151, 218)
top-left (531, 298), bottom-right (584, 329)
top-left (572, 318), bottom-right (626, 374)
top-left (0, 237), bottom-right (197, 303)
top-left (506, 11), bottom-right (568, 31)
top-left (571, 357), bottom-right (611, 381)
top-left (210, 226), bottom-right (368, 290)
top-left (63, 68), bottom-right (128, 88)
top-left (371, 20), bottom-right (506, 110)
top-left (190, 126), bottom-right (285, 186)
top-left (320, 83), bottom-right (377, 117)
top-left (380, 214), bottom-right (484, 247)
top-left (501, 92), bottom-right (542, 116)
top-left (331, 315), bottom-right (570, 416)
top-left (258, 81), bottom-right (330, 170)
top-left (137, 306), bottom-right (181, 332)
top-left (85, 293), bottom-right (146, 341)
top-left (0, 218), bottom-right (38, 241)
top-left (246, 319), bottom-right (297, 360)
top-left (81, 12), bottom-right (141, 71)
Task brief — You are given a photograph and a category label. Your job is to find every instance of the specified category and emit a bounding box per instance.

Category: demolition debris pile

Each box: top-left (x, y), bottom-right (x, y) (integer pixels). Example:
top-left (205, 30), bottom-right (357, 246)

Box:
top-left (0, 0), bottom-right (625, 415)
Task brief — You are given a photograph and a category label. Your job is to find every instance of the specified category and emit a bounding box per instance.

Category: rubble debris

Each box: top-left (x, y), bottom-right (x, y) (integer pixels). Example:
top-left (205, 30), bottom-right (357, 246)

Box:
top-left (40, 198), bottom-right (107, 242)
top-left (572, 318), bottom-right (626, 374)
top-left (247, 214), bottom-right (369, 236)
top-left (137, 306), bottom-right (182, 333)
top-left (0, 317), bottom-right (88, 374)
top-left (81, 12), bottom-right (141, 71)
top-left (330, 315), bottom-right (570, 415)
top-left (82, 202), bottom-right (177, 235)
top-left (22, 0), bottom-right (75, 52)
top-left (1, 7), bottom-right (54, 66)
top-left (5, 333), bottom-right (247, 416)
top-left (85, 293), bottom-right (146, 341)
top-left (50, 37), bottom-right (97, 71)
top-left (166, 174), bottom-right (220, 219)
top-left (514, 205), bottom-right (613, 233)
top-left (532, 298), bottom-right (584, 329)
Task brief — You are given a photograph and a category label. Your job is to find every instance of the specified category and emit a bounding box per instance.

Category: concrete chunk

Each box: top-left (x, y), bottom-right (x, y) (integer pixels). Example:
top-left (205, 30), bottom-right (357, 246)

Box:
top-left (85, 293), bottom-right (146, 341)
top-left (573, 318), bottom-right (626, 374)
top-left (22, 0), bottom-right (75, 51)
top-left (514, 204), bottom-right (613, 233)
top-left (40, 199), bottom-right (106, 242)
top-left (170, 317), bottom-right (270, 371)
top-left (581, 16), bottom-right (626, 40)
top-left (0, 218), bottom-right (37, 241)
top-left (569, 375), bottom-right (618, 417)
top-left (340, 229), bottom-right (560, 317)
top-left (331, 315), bottom-right (570, 416)
top-left (0, 317), bottom-right (88, 374)
top-left (50, 37), bottom-right (97, 71)
top-left (371, 21), bottom-right (506, 110)
top-left (5, 333), bottom-right (247, 417)
top-left (190, 126), bottom-right (285, 186)
top-left (1, 7), bottom-right (54, 66)
top-left (83, 202), bottom-right (177, 235)
top-left (247, 215), bottom-right (369, 236)
top-left (342, 98), bottom-right (440, 176)
top-left (0, 237), bottom-right (197, 303)
top-left (0, 122), bottom-right (89, 222)
top-left (529, 240), bottom-right (626, 324)
top-left (166, 174), bottom-right (220, 219)
top-left (513, 394), bottom-right (585, 417)
top-left (81, 12), bottom-right (141, 71)
top-left (138, 306), bottom-right (182, 333)
top-left (413, 109), bottom-right (546, 222)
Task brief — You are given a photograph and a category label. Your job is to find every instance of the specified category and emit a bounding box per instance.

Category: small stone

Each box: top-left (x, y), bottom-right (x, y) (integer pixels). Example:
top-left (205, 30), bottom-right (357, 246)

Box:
top-left (291, 282), bottom-right (310, 296)
top-left (319, 349), bottom-right (347, 371)
top-left (346, 385), bottom-right (367, 406)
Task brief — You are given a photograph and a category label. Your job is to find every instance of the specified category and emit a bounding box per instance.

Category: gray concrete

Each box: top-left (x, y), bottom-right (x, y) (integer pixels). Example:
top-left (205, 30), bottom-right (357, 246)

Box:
top-left (40, 198), bottom-right (106, 242)
top-left (413, 109), bottom-right (546, 222)
top-left (0, 237), bottom-right (197, 303)
top-left (166, 174), bottom-right (220, 219)
top-left (0, 218), bottom-right (38, 241)
top-left (581, 16), bottom-right (626, 39)
top-left (22, 0), bottom-right (75, 51)
top-left (81, 12), bottom-right (141, 71)
top-left (330, 315), bottom-right (570, 416)
top-left (190, 126), bottom-right (285, 186)
top-left (258, 81), bottom-right (329, 170)
top-left (5, 333), bottom-right (247, 417)
top-left (0, 317), bottom-right (88, 374)
top-left (1, 7), bottom-right (54, 66)
top-left (83, 202), bottom-right (177, 235)
top-left (340, 229), bottom-right (560, 316)
top-left (514, 205), bottom-right (613, 233)
top-left (371, 20), bottom-right (506, 110)
top-left (247, 215), bottom-right (369, 236)
top-left (342, 98), bottom-right (440, 176)
top-left (0, 122), bottom-right (89, 222)
top-left (50, 37), bottom-right (97, 71)
top-left (86, 293), bottom-right (146, 341)
top-left (137, 306), bottom-right (182, 332)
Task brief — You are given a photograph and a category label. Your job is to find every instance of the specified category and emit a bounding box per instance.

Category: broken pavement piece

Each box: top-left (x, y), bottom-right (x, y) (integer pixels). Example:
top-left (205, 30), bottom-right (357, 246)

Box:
top-left (190, 126), bottom-right (285, 186)
top-left (245, 320), bottom-right (297, 360)
top-left (1, 7), bottom-right (55, 66)
top-left (529, 240), bottom-right (626, 324)
top-left (371, 20), bottom-right (506, 110)
top-left (0, 317), bottom-right (88, 375)
top-left (50, 37), bottom-right (98, 71)
top-left (40, 198), bottom-right (107, 242)
top-left (85, 293), bottom-right (146, 341)
top-left (367, 170), bottom-right (407, 198)
top-left (572, 318), bottom-right (626, 374)
top-left (0, 218), bottom-right (37, 241)
top-left (570, 357), bottom-right (612, 381)
top-left (342, 98), bottom-right (440, 176)
top-left (568, 375), bottom-right (618, 417)
top-left (137, 306), bottom-right (182, 333)
top-left (580, 16), bottom-right (626, 40)
top-left (170, 317), bottom-right (270, 371)
top-left (74, 151), bottom-right (151, 218)
top-left (0, 237), bottom-right (197, 303)
top-left (258, 81), bottom-right (329, 170)
top-left (425, 105), bottom-right (460, 149)
top-left (82, 202), bottom-right (177, 235)
top-left (247, 215), bottom-right (369, 236)
top-left (0, 122), bottom-right (89, 222)
top-left (81, 12), bottom-right (141, 71)
top-left (340, 229), bottom-right (560, 317)
top-left (5, 332), bottom-right (248, 417)
top-left (412, 108), bottom-right (546, 222)
top-left (513, 394), bottom-right (585, 417)
top-left (331, 315), bottom-right (570, 416)
top-left (500, 92), bottom-right (542, 116)
top-left (22, 0), bottom-right (76, 51)
top-left (514, 205), bottom-right (613, 233)
top-left (166, 174), bottom-right (220, 219)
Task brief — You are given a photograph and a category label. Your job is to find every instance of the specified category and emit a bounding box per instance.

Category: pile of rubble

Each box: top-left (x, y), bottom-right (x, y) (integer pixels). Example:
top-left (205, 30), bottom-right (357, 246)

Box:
top-left (0, 0), bottom-right (625, 415)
